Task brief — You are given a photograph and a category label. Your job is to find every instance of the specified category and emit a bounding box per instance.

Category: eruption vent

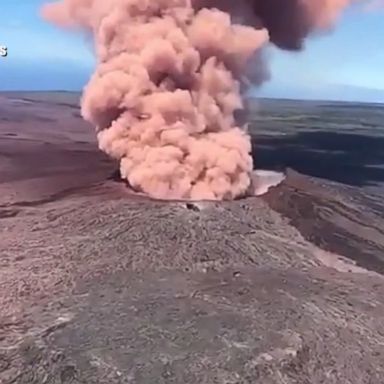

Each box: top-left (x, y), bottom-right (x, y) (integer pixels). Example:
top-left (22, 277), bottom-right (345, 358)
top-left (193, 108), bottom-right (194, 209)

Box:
top-left (42, 0), bottom-right (353, 200)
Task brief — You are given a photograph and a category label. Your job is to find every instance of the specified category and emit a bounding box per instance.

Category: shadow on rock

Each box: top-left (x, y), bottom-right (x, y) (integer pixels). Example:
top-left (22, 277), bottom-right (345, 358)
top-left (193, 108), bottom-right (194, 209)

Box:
top-left (252, 130), bottom-right (384, 187)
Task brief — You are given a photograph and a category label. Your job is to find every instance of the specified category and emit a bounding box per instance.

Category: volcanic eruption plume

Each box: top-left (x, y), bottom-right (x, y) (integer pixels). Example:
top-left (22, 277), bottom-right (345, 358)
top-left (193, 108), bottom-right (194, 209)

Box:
top-left (42, 0), bottom-right (353, 201)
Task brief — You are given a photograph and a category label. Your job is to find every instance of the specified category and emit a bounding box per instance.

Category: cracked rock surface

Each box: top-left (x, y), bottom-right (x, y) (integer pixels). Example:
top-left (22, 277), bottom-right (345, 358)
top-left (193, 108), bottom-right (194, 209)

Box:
top-left (1, 93), bottom-right (384, 383)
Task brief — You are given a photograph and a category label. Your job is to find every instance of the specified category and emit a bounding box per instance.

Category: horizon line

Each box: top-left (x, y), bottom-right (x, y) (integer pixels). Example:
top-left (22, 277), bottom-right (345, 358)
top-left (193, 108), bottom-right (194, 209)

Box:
top-left (1, 90), bottom-right (383, 106)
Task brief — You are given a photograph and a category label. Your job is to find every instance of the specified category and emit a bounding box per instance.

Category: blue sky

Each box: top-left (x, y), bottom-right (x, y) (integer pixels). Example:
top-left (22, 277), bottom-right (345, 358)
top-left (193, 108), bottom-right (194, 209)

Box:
top-left (0, 0), bottom-right (383, 102)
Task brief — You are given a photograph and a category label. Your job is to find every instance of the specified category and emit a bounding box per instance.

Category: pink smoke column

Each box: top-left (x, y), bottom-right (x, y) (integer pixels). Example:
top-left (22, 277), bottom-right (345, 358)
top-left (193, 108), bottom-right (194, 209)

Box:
top-left (42, 0), bottom-right (355, 200)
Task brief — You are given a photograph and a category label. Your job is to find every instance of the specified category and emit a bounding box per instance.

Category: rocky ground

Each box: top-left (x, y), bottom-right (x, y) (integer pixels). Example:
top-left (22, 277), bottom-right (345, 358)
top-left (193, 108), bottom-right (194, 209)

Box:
top-left (1, 92), bottom-right (384, 383)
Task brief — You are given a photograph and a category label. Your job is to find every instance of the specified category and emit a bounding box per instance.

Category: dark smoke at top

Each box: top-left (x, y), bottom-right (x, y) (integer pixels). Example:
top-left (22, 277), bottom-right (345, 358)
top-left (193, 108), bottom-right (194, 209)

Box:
top-left (198, 0), bottom-right (350, 50)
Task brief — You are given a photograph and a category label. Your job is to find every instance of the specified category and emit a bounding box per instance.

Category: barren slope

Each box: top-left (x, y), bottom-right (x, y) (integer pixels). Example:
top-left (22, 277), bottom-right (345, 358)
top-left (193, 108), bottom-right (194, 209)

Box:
top-left (1, 93), bottom-right (384, 383)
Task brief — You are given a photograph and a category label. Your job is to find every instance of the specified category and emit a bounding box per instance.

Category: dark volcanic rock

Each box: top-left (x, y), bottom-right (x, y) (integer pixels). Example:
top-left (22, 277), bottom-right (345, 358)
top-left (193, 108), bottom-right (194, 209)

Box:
top-left (4, 268), bottom-right (384, 384)
top-left (263, 169), bottom-right (384, 274)
top-left (1, 93), bottom-right (384, 383)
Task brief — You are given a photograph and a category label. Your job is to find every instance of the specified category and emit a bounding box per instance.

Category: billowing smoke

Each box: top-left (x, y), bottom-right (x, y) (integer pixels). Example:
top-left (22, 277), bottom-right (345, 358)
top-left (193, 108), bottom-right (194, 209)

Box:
top-left (42, 0), bottom-right (352, 200)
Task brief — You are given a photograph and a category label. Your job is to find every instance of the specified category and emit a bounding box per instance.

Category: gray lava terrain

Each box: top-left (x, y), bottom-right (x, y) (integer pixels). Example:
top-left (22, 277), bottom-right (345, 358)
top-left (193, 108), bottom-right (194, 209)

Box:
top-left (1, 92), bottom-right (384, 383)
